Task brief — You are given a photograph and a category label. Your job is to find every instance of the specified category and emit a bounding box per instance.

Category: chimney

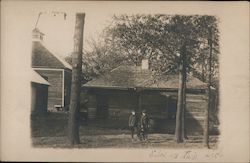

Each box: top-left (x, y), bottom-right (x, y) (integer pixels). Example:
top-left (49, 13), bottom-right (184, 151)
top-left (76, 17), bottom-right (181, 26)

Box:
top-left (32, 28), bottom-right (45, 42)
top-left (141, 58), bottom-right (149, 70)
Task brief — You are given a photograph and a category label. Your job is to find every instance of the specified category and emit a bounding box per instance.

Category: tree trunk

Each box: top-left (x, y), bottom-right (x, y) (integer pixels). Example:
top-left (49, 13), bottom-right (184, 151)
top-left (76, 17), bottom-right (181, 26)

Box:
top-left (181, 61), bottom-right (187, 140)
top-left (175, 62), bottom-right (183, 143)
top-left (175, 45), bottom-right (186, 143)
top-left (68, 13), bottom-right (85, 145)
top-left (181, 45), bottom-right (187, 140)
top-left (204, 27), bottom-right (212, 148)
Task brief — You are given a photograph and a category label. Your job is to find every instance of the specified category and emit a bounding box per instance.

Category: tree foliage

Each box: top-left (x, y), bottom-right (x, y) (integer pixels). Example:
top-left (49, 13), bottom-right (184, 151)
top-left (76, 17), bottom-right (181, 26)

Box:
top-left (64, 14), bottom-right (220, 144)
top-left (65, 14), bottom-right (219, 87)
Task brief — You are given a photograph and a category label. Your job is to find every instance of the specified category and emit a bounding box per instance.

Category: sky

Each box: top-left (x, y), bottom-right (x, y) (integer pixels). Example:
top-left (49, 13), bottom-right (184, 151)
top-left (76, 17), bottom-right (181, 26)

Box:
top-left (36, 10), bottom-right (113, 58)
top-left (25, 1), bottom-right (217, 59)
top-left (30, 1), bottom-right (173, 58)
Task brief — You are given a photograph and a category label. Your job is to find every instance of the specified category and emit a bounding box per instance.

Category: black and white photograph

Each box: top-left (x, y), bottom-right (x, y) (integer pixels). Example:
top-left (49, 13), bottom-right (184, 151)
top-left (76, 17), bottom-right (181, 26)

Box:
top-left (31, 12), bottom-right (219, 149)
top-left (1, 1), bottom-right (249, 162)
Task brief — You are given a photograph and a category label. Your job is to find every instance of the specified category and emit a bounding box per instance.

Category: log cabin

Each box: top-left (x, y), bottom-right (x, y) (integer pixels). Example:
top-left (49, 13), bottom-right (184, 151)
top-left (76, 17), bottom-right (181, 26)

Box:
top-left (82, 59), bottom-right (211, 135)
top-left (31, 28), bottom-right (72, 112)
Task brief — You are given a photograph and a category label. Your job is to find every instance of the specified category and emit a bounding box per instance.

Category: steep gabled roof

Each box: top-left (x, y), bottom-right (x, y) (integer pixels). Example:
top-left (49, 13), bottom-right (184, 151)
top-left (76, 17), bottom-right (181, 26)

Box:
top-left (32, 41), bottom-right (72, 70)
top-left (83, 65), bottom-right (207, 90)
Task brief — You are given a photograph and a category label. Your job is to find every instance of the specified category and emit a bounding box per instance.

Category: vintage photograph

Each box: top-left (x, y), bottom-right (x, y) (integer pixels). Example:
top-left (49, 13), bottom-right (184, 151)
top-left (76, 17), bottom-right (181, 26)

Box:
top-left (31, 12), bottom-right (220, 149)
top-left (1, 1), bottom-right (249, 162)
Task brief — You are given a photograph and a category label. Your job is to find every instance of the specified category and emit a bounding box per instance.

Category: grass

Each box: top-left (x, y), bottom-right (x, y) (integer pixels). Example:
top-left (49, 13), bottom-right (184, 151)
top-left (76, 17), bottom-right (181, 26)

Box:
top-left (31, 112), bottom-right (219, 148)
top-left (33, 134), bottom-right (218, 149)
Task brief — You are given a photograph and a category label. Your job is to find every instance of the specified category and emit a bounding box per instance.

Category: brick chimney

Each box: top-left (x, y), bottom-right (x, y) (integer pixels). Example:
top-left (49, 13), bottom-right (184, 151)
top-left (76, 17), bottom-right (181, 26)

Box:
top-left (141, 58), bottom-right (149, 70)
top-left (32, 28), bottom-right (45, 42)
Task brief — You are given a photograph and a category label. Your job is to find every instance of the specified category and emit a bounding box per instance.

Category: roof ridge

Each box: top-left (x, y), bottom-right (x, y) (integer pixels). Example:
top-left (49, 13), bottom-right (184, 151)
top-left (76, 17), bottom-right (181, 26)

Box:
top-left (83, 65), bottom-right (208, 90)
top-left (110, 64), bottom-right (138, 72)
top-left (110, 66), bottom-right (121, 72)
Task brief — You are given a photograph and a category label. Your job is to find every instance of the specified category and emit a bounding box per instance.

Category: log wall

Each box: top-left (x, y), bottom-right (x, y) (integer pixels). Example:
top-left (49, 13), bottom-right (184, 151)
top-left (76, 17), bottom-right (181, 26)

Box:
top-left (85, 90), bottom-right (208, 135)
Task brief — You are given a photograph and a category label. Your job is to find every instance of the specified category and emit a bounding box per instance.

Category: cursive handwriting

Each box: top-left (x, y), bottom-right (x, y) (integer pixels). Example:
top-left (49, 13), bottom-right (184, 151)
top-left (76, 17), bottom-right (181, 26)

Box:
top-left (205, 152), bottom-right (222, 159)
top-left (149, 150), bottom-right (222, 160)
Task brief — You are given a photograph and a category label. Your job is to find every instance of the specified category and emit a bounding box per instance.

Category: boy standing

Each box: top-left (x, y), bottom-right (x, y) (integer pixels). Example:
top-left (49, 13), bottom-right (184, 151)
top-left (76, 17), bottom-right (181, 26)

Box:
top-left (128, 110), bottom-right (138, 140)
top-left (140, 110), bottom-right (149, 141)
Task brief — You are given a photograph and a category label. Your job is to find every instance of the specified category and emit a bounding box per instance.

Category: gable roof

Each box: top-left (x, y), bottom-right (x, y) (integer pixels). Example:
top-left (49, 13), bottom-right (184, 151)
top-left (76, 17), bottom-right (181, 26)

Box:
top-left (32, 41), bottom-right (72, 70)
top-left (31, 69), bottom-right (50, 85)
top-left (83, 65), bottom-right (208, 90)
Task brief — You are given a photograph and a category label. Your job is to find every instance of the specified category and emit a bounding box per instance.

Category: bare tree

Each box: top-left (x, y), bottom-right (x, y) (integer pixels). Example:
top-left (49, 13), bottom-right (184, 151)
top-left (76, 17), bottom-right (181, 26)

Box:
top-left (175, 44), bottom-right (187, 143)
top-left (68, 13), bottom-right (85, 145)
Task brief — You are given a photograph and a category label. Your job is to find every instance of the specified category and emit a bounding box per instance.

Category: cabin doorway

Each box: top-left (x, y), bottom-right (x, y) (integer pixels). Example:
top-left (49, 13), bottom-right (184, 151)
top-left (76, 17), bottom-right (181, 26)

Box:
top-left (168, 96), bottom-right (177, 120)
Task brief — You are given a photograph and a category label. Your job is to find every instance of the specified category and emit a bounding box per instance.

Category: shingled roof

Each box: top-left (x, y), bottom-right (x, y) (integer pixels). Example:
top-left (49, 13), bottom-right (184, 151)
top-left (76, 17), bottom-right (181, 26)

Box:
top-left (32, 41), bottom-right (72, 70)
top-left (83, 65), bottom-right (207, 90)
top-left (31, 70), bottom-right (50, 85)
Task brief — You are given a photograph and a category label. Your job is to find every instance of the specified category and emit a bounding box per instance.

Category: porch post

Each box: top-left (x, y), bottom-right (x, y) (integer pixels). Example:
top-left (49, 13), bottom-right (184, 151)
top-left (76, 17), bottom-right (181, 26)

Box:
top-left (138, 93), bottom-right (142, 114)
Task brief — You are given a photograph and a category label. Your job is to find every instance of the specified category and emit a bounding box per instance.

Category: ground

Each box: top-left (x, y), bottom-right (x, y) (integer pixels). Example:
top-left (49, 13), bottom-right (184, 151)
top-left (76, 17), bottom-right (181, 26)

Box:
top-left (31, 112), bottom-right (219, 148)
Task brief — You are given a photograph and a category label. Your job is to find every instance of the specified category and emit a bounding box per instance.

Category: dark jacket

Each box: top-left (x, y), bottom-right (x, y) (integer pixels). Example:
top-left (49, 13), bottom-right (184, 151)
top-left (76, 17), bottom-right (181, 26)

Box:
top-left (128, 114), bottom-right (138, 127)
top-left (140, 114), bottom-right (149, 129)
